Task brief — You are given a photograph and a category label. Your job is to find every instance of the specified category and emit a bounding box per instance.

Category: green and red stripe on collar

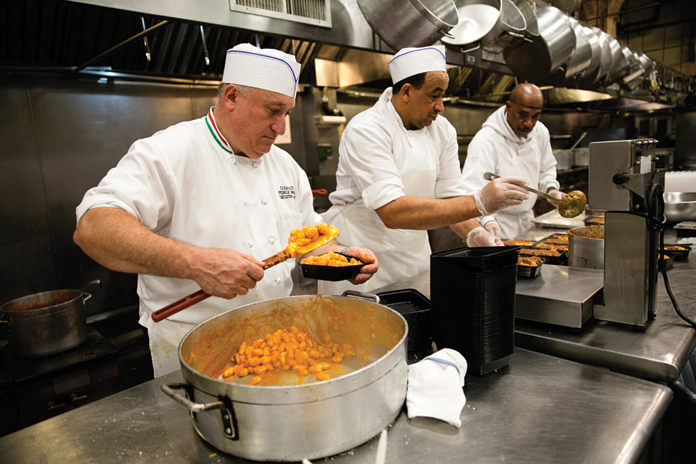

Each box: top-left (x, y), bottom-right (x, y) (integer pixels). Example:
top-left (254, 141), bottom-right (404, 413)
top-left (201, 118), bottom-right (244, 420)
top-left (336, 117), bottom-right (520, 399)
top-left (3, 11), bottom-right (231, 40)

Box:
top-left (205, 108), bottom-right (234, 155)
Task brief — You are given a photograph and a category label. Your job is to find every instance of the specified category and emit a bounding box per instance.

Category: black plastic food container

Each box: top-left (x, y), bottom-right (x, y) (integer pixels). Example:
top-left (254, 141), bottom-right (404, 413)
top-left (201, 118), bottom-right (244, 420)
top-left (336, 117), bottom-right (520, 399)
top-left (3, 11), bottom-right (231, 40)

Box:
top-left (430, 246), bottom-right (519, 376)
top-left (376, 289), bottom-right (432, 352)
top-left (300, 253), bottom-right (364, 281)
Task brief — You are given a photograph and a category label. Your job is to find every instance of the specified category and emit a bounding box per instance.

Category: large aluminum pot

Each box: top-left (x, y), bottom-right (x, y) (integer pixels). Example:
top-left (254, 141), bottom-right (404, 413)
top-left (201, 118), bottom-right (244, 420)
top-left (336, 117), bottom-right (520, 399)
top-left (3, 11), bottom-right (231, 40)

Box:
top-left (603, 35), bottom-right (624, 85)
top-left (513, 0), bottom-right (539, 38)
top-left (0, 280), bottom-right (99, 358)
top-left (443, 0), bottom-right (526, 54)
top-left (162, 294), bottom-right (408, 462)
top-left (575, 26), bottom-right (602, 87)
top-left (664, 192), bottom-right (696, 223)
top-left (568, 226), bottom-right (604, 269)
top-left (546, 16), bottom-right (592, 86)
top-left (357, 0), bottom-right (459, 51)
top-left (503, 5), bottom-right (576, 83)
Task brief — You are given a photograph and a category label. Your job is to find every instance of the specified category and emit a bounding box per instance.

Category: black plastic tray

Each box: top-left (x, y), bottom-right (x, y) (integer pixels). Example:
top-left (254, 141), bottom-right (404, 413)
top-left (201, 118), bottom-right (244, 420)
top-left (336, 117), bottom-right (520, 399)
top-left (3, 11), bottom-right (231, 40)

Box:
top-left (517, 257), bottom-right (544, 278)
top-left (661, 245), bottom-right (691, 261)
top-left (431, 246), bottom-right (520, 273)
top-left (376, 289), bottom-right (432, 352)
top-left (300, 253), bottom-right (363, 281)
top-left (675, 224), bottom-right (696, 237)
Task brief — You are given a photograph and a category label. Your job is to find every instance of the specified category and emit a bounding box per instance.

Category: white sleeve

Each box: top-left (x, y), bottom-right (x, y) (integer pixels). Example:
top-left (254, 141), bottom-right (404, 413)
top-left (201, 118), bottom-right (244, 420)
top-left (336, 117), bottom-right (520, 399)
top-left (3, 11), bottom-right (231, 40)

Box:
top-left (537, 126), bottom-right (560, 193)
top-left (338, 119), bottom-right (405, 212)
top-left (75, 138), bottom-right (175, 231)
top-left (435, 123), bottom-right (467, 199)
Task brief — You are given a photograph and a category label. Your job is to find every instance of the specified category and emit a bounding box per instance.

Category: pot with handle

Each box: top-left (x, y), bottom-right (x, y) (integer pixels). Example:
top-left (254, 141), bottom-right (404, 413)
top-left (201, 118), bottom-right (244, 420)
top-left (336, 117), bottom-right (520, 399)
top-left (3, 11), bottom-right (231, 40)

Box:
top-left (0, 279), bottom-right (100, 358)
top-left (162, 292), bottom-right (408, 461)
top-left (443, 0), bottom-right (527, 54)
top-left (357, 0), bottom-right (459, 51)
top-left (503, 5), bottom-right (576, 83)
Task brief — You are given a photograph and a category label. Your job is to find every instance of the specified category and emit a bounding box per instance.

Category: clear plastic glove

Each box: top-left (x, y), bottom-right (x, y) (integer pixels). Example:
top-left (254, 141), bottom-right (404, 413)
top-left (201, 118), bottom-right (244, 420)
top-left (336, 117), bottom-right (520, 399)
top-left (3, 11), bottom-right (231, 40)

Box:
top-left (466, 226), bottom-right (501, 247)
top-left (473, 177), bottom-right (529, 216)
top-left (484, 222), bottom-right (504, 246)
top-left (546, 189), bottom-right (565, 207)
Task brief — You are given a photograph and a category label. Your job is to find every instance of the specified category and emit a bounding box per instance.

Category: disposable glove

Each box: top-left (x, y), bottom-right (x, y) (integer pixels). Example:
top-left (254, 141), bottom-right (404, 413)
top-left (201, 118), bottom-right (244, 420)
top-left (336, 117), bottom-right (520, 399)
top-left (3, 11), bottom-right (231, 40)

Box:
top-left (546, 189), bottom-right (565, 207)
top-left (466, 226), bottom-right (501, 247)
top-left (473, 176), bottom-right (529, 216)
top-left (484, 222), bottom-right (504, 246)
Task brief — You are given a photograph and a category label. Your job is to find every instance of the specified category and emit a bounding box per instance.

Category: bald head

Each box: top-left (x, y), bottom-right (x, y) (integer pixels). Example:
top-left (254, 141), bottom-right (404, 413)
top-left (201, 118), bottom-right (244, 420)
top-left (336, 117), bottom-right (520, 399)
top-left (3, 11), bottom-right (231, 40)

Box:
top-left (505, 84), bottom-right (543, 138)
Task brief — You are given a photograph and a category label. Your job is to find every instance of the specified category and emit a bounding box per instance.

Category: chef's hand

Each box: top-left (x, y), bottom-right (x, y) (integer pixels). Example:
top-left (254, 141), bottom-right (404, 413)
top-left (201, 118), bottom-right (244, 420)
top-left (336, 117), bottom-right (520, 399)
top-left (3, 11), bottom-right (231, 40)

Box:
top-left (474, 176), bottom-right (529, 216)
top-left (191, 249), bottom-right (265, 299)
top-left (484, 222), bottom-right (504, 246)
top-left (466, 226), bottom-right (502, 247)
top-left (342, 246), bottom-right (379, 285)
top-left (546, 189), bottom-right (565, 207)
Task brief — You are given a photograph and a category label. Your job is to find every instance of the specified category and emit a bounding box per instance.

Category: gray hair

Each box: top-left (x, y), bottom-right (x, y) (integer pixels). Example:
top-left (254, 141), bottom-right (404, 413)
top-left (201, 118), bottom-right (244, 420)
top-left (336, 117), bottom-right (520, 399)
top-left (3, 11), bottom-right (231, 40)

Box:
top-left (216, 83), bottom-right (253, 103)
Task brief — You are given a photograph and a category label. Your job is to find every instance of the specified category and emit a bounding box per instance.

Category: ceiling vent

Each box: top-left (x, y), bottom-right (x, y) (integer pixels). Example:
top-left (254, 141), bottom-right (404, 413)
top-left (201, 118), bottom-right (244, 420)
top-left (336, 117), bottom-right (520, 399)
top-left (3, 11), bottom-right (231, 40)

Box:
top-left (229, 0), bottom-right (332, 28)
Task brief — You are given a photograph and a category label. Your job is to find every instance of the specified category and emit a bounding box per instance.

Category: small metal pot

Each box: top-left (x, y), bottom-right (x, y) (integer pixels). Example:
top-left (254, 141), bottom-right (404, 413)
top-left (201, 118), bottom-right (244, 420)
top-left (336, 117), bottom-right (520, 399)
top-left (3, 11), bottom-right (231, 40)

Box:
top-left (553, 149), bottom-right (573, 171)
top-left (573, 147), bottom-right (589, 167)
top-left (568, 226), bottom-right (604, 269)
top-left (0, 280), bottom-right (100, 358)
top-left (664, 192), bottom-right (696, 223)
top-left (163, 293), bottom-right (408, 462)
top-left (357, 0), bottom-right (459, 51)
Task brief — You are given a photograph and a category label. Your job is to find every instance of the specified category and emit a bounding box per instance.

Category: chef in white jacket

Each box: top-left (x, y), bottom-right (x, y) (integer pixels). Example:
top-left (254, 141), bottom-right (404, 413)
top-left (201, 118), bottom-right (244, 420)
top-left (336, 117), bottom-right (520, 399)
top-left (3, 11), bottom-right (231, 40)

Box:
top-left (73, 44), bottom-right (378, 378)
top-left (320, 46), bottom-right (529, 295)
top-left (462, 84), bottom-right (565, 240)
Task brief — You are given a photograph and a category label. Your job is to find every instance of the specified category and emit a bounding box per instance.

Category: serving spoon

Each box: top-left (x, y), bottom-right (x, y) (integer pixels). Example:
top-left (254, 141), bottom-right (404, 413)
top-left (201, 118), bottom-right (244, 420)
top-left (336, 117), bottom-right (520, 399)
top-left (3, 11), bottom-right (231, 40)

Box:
top-left (151, 224), bottom-right (339, 322)
top-left (483, 172), bottom-right (587, 218)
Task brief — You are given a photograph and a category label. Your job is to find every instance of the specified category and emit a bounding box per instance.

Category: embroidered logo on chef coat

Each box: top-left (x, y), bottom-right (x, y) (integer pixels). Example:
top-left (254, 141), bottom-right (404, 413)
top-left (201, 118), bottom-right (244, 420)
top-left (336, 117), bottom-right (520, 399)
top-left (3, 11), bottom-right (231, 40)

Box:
top-left (278, 185), bottom-right (296, 200)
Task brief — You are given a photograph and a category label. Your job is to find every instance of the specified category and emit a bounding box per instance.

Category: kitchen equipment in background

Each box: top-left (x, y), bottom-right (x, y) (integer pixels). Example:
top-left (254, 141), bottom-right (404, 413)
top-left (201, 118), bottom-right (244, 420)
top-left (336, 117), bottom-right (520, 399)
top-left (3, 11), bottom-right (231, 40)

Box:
top-left (357, 0), bottom-right (459, 51)
top-left (513, 0), bottom-right (538, 38)
top-left (663, 192), bottom-right (696, 223)
top-left (503, 5), bottom-right (576, 83)
top-left (0, 280), bottom-right (100, 359)
top-left (580, 28), bottom-right (613, 88)
top-left (573, 147), bottom-right (589, 166)
top-left (162, 293), bottom-right (407, 462)
top-left (568, 226), bottom-right (604, 269)
top-left (430, 246), bottom-right (518, 375)
top-left (589, 139), bottom-right (664, 328)
top-left (553, 149), bottom-right (573, 171)
top-left (442, 0), bottom-right (527, 54)
top-left (547, 16), bottom-right (592, 86)
top-left (664, 171), bottom-right (696, 192)
top-left (654, 148), bottom-right (674, 171)
top-left (572, 25), bottom-right (601, 87)
top-left (603, 35), bottom-right (624, 86)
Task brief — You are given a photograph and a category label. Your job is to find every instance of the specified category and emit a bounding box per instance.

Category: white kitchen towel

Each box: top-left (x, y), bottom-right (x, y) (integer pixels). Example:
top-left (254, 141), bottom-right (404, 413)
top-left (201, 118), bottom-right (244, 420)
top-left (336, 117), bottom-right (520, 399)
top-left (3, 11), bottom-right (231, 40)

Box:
top-left (406, 348), bottom-right (467, 427)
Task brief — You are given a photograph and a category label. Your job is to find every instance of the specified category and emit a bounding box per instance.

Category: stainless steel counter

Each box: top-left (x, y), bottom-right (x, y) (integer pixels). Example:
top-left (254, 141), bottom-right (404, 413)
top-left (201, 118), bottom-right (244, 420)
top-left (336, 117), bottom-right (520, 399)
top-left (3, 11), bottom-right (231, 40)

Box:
top-left (0, 348), bottom-right (672, 464)
top-left (377, 230), bottom-right (696, 383)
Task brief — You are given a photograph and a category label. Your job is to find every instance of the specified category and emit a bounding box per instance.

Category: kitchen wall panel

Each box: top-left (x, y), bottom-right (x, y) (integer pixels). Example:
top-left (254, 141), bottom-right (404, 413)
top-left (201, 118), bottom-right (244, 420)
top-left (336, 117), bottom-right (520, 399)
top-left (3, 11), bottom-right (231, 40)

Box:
top-left (0, 77), bottom-right (62, 304)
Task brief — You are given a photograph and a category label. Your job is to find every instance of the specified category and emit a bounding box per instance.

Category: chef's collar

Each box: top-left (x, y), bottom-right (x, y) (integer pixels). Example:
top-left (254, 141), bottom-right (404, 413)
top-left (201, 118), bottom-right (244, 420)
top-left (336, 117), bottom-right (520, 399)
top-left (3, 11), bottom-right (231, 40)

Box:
top-left (205, 108), bottom-right (256, 161)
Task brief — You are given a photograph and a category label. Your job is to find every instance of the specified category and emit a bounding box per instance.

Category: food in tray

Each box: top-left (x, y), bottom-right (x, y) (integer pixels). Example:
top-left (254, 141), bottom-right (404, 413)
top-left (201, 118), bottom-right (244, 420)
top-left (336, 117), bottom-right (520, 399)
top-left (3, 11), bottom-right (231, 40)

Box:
top-left (518, 256), bottom-right (543, 267)
top-left (503, 239), bottom-right (536, 246)
top-left (534, 243), bottom-right (568, 251)
top-left (520, 248), bottom-right (563, 257)
top-left (585, 217), bottom-right (605, 225)
top-left (663, 246), bottom-right (689, 251)
top-left (569, 225), bottom-right (604, 240)
top-left (221, 326), bottom-right (356, 385)
top-left (544, 234), bottom-right (568, 244)
top-left (301, 252), bottom-right (361, 267)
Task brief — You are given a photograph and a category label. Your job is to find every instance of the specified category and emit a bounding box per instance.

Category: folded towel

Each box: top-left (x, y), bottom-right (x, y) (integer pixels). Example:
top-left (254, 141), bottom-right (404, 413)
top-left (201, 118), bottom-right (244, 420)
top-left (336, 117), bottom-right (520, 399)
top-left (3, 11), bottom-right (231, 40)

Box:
top-left (406, 348), bottom-right (467, 427)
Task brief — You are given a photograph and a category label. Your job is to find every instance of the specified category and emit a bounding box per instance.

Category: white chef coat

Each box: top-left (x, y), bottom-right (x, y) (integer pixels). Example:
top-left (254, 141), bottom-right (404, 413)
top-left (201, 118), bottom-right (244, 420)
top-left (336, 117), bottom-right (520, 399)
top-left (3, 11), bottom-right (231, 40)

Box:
top-left (461, 106), bottom-right (559, 239)
top-left (320, 88), bottom-right (467, 295)
top-left (76, 109), bottom-right (322, 376)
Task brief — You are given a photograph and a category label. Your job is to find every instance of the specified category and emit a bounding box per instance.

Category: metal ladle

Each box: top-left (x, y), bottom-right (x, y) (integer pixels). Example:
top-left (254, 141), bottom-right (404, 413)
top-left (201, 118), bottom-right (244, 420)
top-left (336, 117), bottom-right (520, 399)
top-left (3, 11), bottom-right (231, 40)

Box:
top-left (483, 172), bottom-right (587, 218)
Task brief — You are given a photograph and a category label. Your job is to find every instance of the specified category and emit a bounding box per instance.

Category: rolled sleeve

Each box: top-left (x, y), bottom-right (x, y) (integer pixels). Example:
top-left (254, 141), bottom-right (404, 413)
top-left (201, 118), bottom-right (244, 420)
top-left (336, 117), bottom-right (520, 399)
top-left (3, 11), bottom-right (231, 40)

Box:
top-left (75, 139), bottom-right (175, 231)
top-left (537, 128), bottom-right (560, 193)
top-left (337, 117), bottom-right (406, 212)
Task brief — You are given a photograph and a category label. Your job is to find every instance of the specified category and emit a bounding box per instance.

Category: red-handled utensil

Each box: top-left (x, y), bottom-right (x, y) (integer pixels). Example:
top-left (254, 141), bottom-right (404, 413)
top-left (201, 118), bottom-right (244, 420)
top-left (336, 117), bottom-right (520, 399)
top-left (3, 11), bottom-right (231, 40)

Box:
top-left (151, 224), bottom-right (339, 323)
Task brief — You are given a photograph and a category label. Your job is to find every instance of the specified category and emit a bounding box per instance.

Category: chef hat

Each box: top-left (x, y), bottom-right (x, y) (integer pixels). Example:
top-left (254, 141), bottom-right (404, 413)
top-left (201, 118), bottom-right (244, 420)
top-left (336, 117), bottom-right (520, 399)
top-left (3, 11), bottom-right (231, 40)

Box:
top-left (222, 43), bottom-right (300, 98)
top-left (387, 45), bottom-right (447, 84)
